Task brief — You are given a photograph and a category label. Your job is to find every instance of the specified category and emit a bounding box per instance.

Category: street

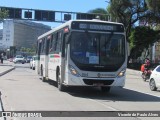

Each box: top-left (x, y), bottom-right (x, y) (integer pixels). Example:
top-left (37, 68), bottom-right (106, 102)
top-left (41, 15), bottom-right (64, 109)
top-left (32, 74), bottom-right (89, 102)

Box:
top-left (0, 63), bottom-right (160, 120)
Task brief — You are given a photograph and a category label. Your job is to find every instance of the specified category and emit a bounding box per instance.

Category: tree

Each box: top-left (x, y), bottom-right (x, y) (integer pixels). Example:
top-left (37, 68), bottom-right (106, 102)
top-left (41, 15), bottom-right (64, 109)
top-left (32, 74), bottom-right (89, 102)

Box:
top-left (88, 8), bottom-right (109, 21)
top-left (129, 26), bottom-right (159, 59)
top-left (88, 8), bottom-right (108, 14)
top-left (20, 47), bottom-right (36, 56)
top-left (146, 0), bottom-right (160, 27)
top-left (0, 9), bottom-right (8, 22)
top-left (146, 0), bottom-right (160, 12)
top-left (107, 0), bottom-right (150, 39)
top-left (107, 0), bottom-right (160, 61)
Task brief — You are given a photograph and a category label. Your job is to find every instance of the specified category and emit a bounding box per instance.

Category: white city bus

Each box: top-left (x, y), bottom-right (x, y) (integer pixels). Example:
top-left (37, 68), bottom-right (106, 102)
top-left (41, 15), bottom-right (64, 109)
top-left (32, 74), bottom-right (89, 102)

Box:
top-left (36, 19), bottom-right (127, 92)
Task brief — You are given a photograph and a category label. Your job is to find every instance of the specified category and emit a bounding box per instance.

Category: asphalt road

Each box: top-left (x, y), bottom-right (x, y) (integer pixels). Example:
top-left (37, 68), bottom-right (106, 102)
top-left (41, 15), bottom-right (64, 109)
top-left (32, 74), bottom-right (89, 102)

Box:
top-left (0, 63), bottom-right (159, 120)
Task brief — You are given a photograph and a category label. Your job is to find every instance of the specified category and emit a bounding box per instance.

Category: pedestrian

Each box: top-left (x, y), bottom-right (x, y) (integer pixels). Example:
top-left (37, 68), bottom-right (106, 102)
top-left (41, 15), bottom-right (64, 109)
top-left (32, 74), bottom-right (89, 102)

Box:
top-left (1, 53), bottom-right (4, 64)
top-left (144, 58), bottom-right (151, 76)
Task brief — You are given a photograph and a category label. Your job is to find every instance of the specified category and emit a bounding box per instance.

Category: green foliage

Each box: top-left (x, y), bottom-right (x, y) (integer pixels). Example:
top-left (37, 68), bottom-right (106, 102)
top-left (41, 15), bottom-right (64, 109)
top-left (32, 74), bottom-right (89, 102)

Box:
top-left (130, 27), bottom-right (154, 48)
top-left (20, 46), bottom-right (36, 55)
top-left (108, 0), bottom-right (133, 22)
top-left (89, 1), bottom-right (160, 60)
top-left (88, 8), bottom-right (108, 14)
top-left (107, 0), bottom-right (160, 59)
top-left (107, 0), bottom-right (154, 39)
top-left (88, 8), bottom-right (108, 21)
top-left (146, 0), bottom-right (160, 12)
top-left (129, 26), bottom-right (158, 58)
top-left (0, 9), bottom-right (8, 20)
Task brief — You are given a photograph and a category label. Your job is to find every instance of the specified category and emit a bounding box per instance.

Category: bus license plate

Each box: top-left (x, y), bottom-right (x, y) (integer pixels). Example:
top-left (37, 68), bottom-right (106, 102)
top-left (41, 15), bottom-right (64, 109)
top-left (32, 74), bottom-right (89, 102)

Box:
top-left (93, 83), bottom-right (104, 86)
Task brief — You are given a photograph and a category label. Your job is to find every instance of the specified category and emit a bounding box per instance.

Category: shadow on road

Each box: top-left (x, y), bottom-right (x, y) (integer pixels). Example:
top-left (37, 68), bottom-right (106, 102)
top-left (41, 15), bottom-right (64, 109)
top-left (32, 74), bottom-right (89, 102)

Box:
top-left (45, 80), bottom-right (160, 102)
top-left (65, 87), bottom-right (160, 102)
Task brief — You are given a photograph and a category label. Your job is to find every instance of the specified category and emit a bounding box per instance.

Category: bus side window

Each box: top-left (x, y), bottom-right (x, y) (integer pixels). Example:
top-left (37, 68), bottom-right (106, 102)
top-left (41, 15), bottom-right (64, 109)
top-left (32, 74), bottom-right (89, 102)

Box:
top-left (43, 38), bottom-right (46, 54)
top-left (52, 33), bottom-right (57, 52)
top-left (55, 31), bottom-right (62, 53)
top-left (36, 41), bottom-right (38, 54)
top-left (46, 37), bottom-right (50, 55)
top-left (40, 41), bottom-right (42, 54)
top-left (38, 41), bottom-right (42, 55)
top-left (53, 33), bottom-right (58, 52)
top-left (49, 34), bottom-right (53, 53)
top-left (41, 39), bottom-right (45, 54)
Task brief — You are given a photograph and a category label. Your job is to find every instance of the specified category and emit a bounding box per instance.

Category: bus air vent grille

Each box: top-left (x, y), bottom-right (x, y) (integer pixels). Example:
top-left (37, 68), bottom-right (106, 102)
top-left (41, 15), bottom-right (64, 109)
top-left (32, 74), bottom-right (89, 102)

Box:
top-left (83, 79), bottom-right (114, 85)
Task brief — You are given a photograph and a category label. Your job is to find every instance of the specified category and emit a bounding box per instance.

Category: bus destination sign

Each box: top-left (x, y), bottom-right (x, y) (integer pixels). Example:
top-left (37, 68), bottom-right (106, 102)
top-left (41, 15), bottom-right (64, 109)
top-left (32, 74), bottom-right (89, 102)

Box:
top-left (71, 21), bottom-right (124, 32)
top-left (79, 24), bottom-right (115, 31)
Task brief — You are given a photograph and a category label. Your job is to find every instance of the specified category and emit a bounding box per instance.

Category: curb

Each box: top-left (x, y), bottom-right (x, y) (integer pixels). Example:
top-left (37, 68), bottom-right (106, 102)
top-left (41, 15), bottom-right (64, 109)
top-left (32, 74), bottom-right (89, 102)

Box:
top-left (0, 91), bottom-right (5, 120)
top-left (0, 67), bottom-right (15, 76)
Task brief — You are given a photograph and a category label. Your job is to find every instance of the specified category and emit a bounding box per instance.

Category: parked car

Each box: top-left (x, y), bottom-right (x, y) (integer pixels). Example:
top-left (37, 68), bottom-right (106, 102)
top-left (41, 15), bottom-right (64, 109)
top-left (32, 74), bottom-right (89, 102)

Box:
top-left (30, 56), bottom-right (36, 70)
top-left (13, 55), bottom-right (25, 64)
top-left (26, 56), bottom-right (33, 63)
top-left (149, 65), bottom-right (160, 91)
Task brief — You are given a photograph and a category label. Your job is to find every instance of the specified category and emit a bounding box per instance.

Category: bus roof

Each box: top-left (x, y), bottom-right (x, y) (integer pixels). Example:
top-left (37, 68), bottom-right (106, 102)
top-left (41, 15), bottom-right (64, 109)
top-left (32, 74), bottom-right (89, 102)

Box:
top-left (38, 19), bottom-right (124, 40)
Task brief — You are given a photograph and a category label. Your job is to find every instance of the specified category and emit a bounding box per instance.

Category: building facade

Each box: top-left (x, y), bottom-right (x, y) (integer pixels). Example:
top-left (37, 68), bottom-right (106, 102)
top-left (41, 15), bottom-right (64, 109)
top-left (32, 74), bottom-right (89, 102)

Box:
top-left (0, 29), bottom-right (3, 49)
top-left (153, 42), bottom-right (160, 63)
top-left (0, 20), bottom-right (14, 50)
top-left (0, 19), bottom-right (51, 51)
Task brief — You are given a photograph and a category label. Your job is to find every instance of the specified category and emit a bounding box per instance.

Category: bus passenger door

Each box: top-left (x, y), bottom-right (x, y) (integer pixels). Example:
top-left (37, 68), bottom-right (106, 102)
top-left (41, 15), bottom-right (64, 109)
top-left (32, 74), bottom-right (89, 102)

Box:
top-left (61, 34), bottom-right (68, 83)
top-left (36, 41), bottom-right (41, 75)
top-left (45, 37), bottom-right (50, 78)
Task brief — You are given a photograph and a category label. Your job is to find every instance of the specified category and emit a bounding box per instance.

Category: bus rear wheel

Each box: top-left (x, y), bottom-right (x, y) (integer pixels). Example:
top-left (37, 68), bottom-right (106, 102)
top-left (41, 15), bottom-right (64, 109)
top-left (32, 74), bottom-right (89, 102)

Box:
top-left (101, 86), bottom-right (111, 93)
top-left (41, 66), bottom-right (46, 82)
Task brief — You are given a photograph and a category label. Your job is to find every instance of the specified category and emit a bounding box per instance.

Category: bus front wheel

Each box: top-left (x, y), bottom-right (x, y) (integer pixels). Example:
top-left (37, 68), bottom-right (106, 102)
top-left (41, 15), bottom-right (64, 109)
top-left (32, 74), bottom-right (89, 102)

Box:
top-left (57, 76), bottom-right (65, 91)
top-left (101, 86), bottom-right (111, 93)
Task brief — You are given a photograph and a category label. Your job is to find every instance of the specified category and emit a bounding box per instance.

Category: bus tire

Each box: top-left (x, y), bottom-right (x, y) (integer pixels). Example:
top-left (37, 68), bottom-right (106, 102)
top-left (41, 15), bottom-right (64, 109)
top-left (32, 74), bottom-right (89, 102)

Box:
top-left (41, 65), bottom-right (46, 82)
top-left (42, 77), bottom-right (46, 82)
top-left (57, 75), bottom-right (65, 91)
top-left (101, 86), bottom-right (111, 93)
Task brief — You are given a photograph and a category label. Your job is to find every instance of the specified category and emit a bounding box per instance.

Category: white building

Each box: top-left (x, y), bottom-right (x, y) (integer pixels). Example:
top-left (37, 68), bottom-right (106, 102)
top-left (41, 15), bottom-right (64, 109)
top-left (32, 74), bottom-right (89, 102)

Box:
top-left (0, 19), bottom-right (51, 50)
top-left (0, 20), bottom-right (14, 50)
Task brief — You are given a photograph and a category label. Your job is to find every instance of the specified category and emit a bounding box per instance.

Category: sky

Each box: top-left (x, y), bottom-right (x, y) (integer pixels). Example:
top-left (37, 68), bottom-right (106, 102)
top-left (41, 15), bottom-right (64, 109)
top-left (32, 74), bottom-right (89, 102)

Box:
top-left (0, 0), bottom-right (108, 28)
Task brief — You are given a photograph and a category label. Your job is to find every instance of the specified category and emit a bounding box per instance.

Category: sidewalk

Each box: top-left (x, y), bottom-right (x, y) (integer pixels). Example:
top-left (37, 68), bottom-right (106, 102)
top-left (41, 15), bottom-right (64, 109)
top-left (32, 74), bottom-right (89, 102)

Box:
top-left (0, 60), bottom-right (15, 77)
top-left (0, 60), bottom-right (15, 114)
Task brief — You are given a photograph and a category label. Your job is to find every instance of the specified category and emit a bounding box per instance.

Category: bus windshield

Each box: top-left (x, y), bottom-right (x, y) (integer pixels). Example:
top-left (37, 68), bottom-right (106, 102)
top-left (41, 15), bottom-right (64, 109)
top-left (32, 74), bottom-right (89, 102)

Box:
top-left (70, 32), bottom-right (125, 71)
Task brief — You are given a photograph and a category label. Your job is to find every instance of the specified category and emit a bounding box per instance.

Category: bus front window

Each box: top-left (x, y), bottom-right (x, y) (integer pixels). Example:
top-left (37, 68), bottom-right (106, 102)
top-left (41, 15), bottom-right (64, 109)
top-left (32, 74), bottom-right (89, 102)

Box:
top-left (70, 32), bottom-right (125, 71)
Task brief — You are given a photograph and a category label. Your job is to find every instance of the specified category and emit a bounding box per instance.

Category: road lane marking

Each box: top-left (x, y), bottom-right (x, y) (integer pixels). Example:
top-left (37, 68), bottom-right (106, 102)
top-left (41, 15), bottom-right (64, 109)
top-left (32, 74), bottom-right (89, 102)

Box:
top-left (88, 98), bottom-right (119, 111)
top-left (125, 87), bottom-right (160, 99)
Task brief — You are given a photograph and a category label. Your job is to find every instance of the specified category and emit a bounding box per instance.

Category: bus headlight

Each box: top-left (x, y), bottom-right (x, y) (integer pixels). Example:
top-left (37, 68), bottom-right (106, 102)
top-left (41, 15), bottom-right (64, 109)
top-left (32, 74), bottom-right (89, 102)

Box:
top-left (69, 65), bottom-right (80, 77)
top-left (117, 68), bottom-right (126, 77)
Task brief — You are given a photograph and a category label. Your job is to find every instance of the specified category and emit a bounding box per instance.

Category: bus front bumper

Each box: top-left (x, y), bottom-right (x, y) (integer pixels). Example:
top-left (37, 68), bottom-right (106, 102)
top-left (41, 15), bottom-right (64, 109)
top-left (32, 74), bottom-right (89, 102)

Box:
top-left (65, 73), bottom-right (125, 87)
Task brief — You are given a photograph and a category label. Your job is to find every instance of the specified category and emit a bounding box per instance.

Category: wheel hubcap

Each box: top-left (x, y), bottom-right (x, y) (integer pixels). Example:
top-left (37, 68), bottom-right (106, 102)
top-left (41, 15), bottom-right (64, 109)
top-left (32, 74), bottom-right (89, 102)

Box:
top-left (150, 81), bottom-right (155, 89)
